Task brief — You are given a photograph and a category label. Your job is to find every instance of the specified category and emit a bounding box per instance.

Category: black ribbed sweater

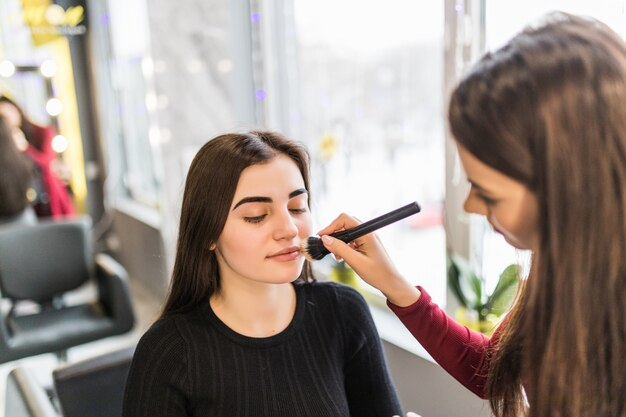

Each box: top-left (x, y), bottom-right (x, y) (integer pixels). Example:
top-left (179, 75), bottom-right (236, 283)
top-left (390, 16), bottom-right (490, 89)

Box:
top-left (123, 282), bottom-right (402, 417)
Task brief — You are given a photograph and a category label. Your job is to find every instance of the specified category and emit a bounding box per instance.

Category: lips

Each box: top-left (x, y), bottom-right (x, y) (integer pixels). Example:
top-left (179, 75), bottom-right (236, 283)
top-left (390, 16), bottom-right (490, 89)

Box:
top-left (267, 246), bottom-right (301, 261)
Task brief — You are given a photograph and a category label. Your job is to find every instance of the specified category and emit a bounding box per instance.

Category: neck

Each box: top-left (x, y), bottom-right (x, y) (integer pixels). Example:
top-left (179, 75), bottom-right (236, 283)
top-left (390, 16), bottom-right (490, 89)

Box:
top-left (210, 280), bottom-right (297, 338)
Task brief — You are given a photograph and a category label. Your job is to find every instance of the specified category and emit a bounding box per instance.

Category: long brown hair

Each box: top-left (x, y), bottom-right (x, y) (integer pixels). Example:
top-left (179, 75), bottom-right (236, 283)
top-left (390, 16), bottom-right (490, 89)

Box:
top-left (0, 117), bottom-right (33, 218)
top-left (161, 131), bottom-right (315, 317)
top-left (449, 13), bottom-right (626, 417)
top-left (0, 96), bottom-right (41, 148)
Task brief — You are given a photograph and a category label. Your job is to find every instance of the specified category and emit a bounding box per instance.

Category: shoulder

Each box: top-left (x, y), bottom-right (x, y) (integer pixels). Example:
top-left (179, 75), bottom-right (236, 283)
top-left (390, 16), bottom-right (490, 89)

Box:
top-left (31, 124), bottom-right (54, 136)
top-left (133, 314), bottom-right (190, 364)
top-left (28, 124), bottom-right (54, 143)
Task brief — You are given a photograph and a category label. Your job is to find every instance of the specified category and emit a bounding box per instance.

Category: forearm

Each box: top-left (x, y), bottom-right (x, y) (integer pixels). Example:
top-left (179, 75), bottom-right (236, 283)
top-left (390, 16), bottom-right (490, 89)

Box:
top-left (379, 275), bottom-right (422, 307)
top-left (388, 286), bottom-right (492, 398)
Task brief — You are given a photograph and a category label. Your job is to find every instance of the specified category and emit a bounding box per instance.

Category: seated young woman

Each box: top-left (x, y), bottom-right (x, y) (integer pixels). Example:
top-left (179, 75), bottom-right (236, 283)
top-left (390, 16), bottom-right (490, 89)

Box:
top-left (123, 130), bottom-right (402, 417)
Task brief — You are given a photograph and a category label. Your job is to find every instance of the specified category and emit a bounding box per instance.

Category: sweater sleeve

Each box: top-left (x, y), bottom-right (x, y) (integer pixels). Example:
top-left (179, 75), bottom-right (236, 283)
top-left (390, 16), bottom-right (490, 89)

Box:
top-left (123, 318), bottom-right (190, 417)
top-left (387, 286), bottom-right (495, 399)
top-left (337, 285), bottom-right (403, 417)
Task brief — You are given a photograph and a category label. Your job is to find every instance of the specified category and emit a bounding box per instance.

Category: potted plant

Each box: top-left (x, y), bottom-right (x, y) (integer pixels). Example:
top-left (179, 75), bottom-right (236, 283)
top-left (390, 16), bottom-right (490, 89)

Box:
top-left (328, 259), bottom-right (360, 288)
top-left (447, 254), bottom-right (520, 334)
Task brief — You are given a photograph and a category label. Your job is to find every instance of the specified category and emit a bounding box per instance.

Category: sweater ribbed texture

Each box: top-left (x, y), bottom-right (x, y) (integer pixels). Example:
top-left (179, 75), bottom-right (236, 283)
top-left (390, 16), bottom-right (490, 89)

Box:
top-left (123, 282), bottom-right (402, 416)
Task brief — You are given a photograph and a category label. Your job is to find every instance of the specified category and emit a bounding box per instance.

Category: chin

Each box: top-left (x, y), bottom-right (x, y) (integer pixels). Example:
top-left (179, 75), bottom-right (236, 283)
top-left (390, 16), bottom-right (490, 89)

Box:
top-left (265, 267), bottom-right (304, 284)
top-left (503, 235), bottom-right (530, 251)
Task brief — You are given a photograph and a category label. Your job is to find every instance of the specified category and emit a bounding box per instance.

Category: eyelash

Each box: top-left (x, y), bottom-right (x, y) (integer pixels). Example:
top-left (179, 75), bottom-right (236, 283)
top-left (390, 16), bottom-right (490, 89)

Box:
top-left (478, 194), bottom-right (498, 205)
top-left (243, 208), bottom-right (307, 224)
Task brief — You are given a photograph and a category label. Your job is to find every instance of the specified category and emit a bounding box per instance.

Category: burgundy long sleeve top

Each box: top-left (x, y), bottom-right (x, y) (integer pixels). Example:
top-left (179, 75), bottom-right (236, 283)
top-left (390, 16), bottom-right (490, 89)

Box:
top-left (387, 286), bottom-right (501, 399)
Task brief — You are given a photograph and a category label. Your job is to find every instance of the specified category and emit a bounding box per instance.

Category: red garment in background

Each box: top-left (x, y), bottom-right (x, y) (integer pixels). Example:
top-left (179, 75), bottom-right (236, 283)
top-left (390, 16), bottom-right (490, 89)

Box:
top-left (387, 286), bottom-right (503, 399)
top-left (24, 124), bottom-right (75, 218)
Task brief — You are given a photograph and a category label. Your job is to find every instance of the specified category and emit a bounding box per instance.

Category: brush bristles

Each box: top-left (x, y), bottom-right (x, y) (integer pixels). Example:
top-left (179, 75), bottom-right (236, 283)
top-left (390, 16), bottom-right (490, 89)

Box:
top-left (300, 236), bottom-right (330, 261)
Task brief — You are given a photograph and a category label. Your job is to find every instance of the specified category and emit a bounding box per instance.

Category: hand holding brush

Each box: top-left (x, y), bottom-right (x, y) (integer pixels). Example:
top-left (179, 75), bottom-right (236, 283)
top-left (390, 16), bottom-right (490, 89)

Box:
top-left (300, 202), bottom-right (421, 261)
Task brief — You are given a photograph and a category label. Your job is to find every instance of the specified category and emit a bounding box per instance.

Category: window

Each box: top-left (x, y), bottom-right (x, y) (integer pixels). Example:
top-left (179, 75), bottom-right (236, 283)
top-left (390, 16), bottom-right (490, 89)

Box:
top-left (88, 0), bottom-right (161, 209)
top-left (262, 0), bottom-right (447, 304)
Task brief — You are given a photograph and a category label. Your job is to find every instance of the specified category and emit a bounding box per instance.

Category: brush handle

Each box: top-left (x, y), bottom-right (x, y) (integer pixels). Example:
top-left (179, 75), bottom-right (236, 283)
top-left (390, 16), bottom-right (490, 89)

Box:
top-left (329, 202), bottom-right (421, 243)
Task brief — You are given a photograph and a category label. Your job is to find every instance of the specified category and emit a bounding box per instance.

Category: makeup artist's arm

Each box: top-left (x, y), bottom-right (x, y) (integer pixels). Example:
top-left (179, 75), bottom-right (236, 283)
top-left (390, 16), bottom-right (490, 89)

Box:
top-left (317, 213), bottom-right (420, 307)
top-left (319, 214), bottom-right (493, 398)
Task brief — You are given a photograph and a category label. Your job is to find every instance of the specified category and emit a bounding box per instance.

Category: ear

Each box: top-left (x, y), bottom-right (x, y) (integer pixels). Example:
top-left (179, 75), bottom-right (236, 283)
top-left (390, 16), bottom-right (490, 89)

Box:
top-left (209, 242), bottom-right (217, 251)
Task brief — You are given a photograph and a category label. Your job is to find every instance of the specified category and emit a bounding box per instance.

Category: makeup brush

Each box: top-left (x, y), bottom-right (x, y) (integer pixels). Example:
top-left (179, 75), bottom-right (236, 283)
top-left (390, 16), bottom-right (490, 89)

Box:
top-left (300, 201), bottom-right (421, 261)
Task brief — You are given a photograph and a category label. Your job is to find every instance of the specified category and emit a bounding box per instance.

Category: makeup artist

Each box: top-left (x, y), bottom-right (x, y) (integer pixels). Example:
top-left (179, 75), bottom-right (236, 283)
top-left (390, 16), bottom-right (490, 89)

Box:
top-left (123, 131), bottom-right (402, 417)
top-left (318, 12), bottom-right (626, 417)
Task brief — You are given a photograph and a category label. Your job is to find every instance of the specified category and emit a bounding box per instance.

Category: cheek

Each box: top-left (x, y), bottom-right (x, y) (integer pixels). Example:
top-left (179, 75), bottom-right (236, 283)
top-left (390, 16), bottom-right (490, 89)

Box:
top-left (490, 200), bottom-right (538, 248)
top-left (216, 223), bottom-right (261, 260)
top-left (297, 214), bottom-right (313, 237)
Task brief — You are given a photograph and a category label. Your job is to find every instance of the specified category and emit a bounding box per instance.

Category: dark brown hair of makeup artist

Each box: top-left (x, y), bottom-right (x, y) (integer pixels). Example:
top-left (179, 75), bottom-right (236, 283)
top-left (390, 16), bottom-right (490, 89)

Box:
top-left (448, 13), bottom-right (626, 417)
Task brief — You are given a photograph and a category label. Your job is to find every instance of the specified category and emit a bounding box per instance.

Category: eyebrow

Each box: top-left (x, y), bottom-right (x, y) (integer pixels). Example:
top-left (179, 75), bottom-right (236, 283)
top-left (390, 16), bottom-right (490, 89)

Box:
top-left (232, 188), bottom-right (308, 210)
top-left (468, 179), bottom-right (484, 190)
top-left (468, 179), bottom-right (494, 195)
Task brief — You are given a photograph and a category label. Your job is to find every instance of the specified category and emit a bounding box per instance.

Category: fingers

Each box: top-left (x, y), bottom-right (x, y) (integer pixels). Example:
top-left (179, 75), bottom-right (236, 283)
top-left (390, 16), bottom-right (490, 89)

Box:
top-left (320, 235), bottom-right (366, 267)
top-left (316, 213), bottom-right (361, 236)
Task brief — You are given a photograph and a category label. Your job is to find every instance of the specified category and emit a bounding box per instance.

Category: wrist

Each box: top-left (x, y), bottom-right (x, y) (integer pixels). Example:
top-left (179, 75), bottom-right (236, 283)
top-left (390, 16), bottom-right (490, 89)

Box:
top-left (382, 277), bottom-right (421, 307)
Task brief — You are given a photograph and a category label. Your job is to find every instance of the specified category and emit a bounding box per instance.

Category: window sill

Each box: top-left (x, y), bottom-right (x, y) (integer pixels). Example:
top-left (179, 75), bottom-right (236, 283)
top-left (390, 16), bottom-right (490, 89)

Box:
top-left (113, 198), bottom-right (162, 229)
top-left (368, 302), bottom-right (436, 364)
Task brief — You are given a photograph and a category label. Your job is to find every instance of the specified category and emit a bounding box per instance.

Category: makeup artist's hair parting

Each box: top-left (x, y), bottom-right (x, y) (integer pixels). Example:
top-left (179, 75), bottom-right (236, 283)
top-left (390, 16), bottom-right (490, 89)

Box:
top-left (449, 12), bottom-right (626, 417)
top-left (161, 131), bottom-right (315, 317)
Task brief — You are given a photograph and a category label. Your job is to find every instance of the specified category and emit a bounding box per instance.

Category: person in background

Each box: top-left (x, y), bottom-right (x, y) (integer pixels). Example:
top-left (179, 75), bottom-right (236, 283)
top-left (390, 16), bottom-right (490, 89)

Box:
top-left (0, 117), bottom-right (36, 225)
top-left (319, 12), bottom-right (626, 417)
top-left (123, 131), bottom-right (402, 417)
top-left (0, 95), bottom-right (75, 218)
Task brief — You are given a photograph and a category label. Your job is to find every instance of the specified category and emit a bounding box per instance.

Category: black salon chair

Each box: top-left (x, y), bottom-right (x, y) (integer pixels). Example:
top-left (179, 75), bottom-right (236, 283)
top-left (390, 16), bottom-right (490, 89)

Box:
top-left (5, 346), bottom-right (135, 417)
top-left (0, 216), bottom-right (135, 364)
top-left (5, 366), bottom-right (58, 417)
top-left (53, 346), bottom-right (135, 417)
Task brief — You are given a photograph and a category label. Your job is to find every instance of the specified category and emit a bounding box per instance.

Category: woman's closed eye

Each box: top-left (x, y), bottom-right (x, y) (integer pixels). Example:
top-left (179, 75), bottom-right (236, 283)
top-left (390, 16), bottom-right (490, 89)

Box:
top-left (244, 214), bottom-right (266, 224)
top-left (243, 207), bottom-right (308, 224)
top-left (478, 193), bottom-right (499, 205)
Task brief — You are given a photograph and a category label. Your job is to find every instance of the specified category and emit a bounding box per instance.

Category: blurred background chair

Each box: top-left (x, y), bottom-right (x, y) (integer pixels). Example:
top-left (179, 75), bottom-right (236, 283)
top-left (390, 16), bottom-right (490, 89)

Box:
top-left (0, 206), bottom-right (38, 228)
top-left (0, 216), bottom-right (135, 364)
top-left (5, 346), bottom-right (135, 417)
top-left (5, 366), bottom-right (57, 417)
top-left (53, 346), bottom-right (135, 417)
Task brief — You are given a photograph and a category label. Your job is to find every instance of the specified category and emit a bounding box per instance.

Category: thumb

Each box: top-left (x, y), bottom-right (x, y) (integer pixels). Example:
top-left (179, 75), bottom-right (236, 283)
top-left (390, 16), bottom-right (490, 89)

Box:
top-left (321, 235), bottom-right (363, 266)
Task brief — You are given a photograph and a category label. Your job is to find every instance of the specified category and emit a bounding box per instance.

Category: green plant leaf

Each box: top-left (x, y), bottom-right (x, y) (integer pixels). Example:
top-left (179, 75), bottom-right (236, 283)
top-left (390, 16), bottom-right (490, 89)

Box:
top-left (485, 264), bottom-right (519, 317)
top-left (447, 256), bottom-right (469, 308)
top-left (468, 272), bottom-right (483, 310)
top-left (448, 254), bottom-right (483, 308)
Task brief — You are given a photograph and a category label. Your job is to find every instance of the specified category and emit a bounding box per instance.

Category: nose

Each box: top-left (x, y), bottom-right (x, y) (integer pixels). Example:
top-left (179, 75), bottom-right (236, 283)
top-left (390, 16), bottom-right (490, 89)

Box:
top-left (272, 209), bottom-right (298, 241)
top-left (463, 193), bottom-right (487, 216)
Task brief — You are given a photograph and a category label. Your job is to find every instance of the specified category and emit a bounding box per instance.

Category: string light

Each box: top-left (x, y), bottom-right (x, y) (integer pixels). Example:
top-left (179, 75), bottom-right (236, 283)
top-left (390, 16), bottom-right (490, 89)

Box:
top-left (255, 89), bottom-right (267, 101)
top-left (0, 60), bottom-right (15, 77)
top-left (51, 134), bottom-right (68, 153)
top-left (46, 98), bottom-right (63, 116)
top-left (40, 60), bottom-right (57, 77)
